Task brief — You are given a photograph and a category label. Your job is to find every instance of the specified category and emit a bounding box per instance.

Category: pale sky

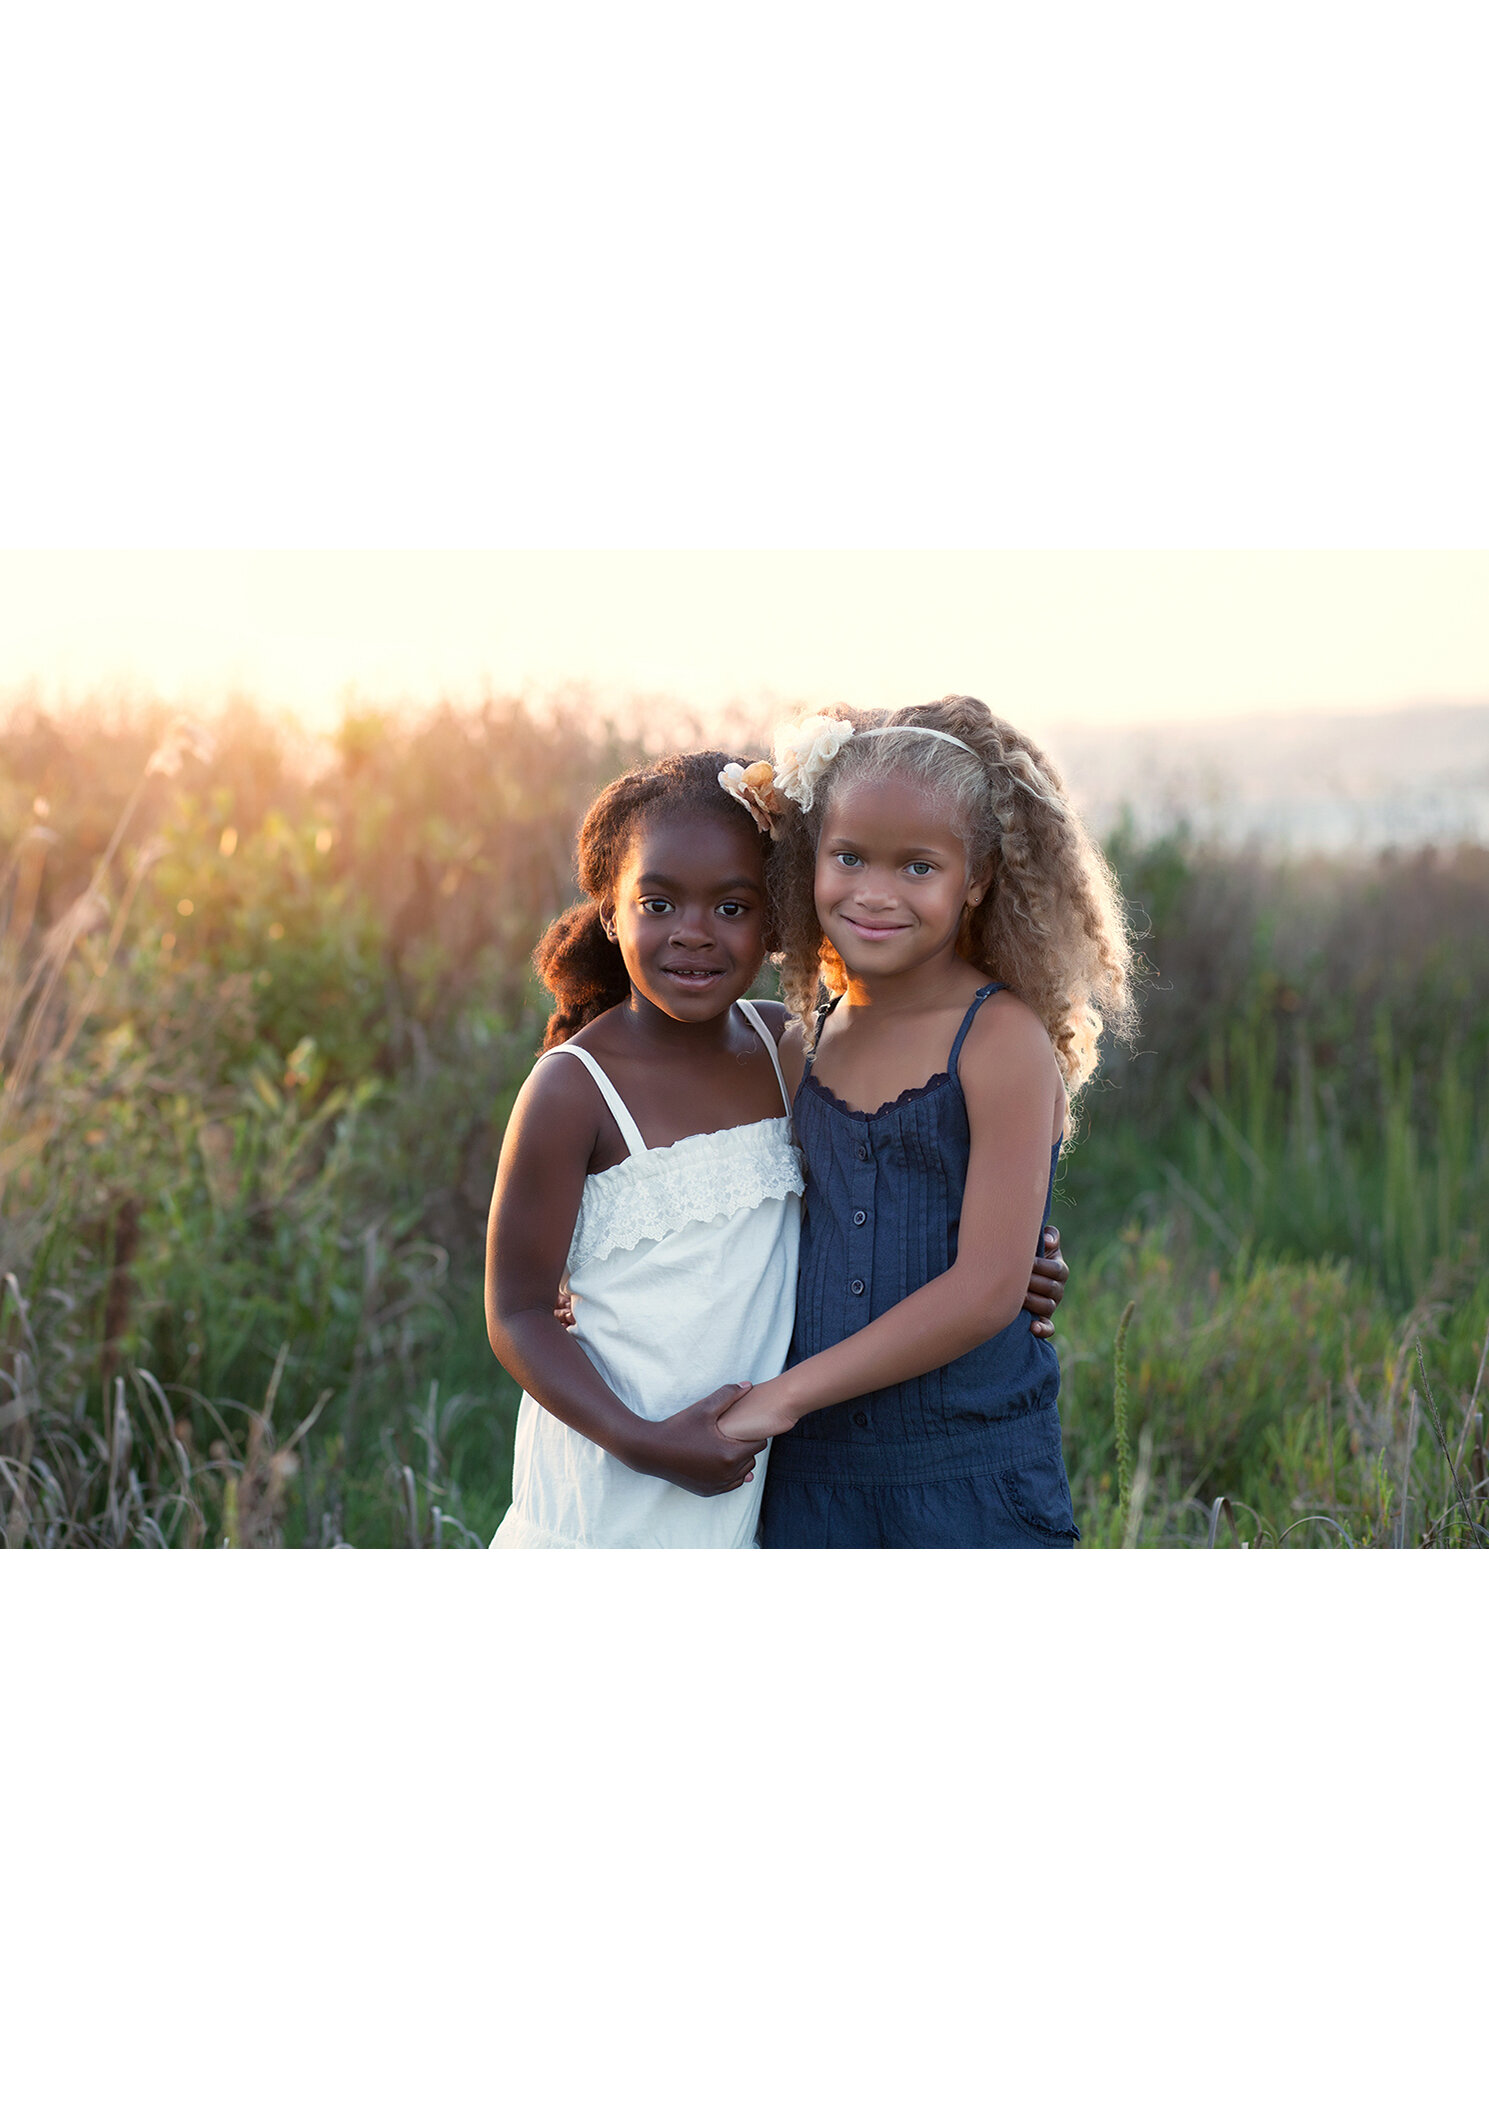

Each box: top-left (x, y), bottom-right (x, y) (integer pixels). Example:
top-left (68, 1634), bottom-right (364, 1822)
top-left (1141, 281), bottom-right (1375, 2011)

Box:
top-left (1, 551), bottom-right (1485, 737)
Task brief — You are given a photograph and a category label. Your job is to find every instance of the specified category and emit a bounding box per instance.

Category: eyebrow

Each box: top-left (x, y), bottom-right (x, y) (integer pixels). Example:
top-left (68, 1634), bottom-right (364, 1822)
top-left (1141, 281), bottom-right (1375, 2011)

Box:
top-left (824, 839), bottom-right (949, 860)
top-left (634, 873), bottom-right (760, 893)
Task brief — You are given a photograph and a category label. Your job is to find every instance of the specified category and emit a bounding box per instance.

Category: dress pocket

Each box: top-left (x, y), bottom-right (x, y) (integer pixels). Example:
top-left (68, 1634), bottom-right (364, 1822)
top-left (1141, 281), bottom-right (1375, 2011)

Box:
top-left (996, 1451), bottom-right (1080, 1545)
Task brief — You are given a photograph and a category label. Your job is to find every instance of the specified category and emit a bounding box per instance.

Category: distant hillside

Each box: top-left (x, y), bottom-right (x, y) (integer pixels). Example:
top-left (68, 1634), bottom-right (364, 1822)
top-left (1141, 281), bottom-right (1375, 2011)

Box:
top-left (1039, 704), bottom-right (1489, 851)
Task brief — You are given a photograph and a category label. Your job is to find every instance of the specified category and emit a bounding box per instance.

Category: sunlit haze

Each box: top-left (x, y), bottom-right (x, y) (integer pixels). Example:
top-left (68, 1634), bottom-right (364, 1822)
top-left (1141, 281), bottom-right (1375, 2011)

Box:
top-left (2, 552), bottom-right (1485, 738)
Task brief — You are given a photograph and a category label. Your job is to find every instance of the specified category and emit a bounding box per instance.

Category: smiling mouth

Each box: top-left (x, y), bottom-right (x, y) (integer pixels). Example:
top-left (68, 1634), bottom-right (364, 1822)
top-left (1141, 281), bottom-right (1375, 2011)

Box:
top-left (840, 916), bottom-right (909, 937)
top-left (661, 965), bottom-right (726, 984)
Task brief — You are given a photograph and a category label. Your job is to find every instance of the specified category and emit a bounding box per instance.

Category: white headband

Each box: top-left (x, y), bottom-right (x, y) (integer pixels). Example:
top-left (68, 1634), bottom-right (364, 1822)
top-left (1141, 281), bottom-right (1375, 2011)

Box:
top-left (768, 713), bottom-right (980, 812)
top-left (720, 712), bottom-right (1047, 832)
top-left (842, 721), bottom-right (1060, 813)
top-left (856, 725), bottom-right (979, 760)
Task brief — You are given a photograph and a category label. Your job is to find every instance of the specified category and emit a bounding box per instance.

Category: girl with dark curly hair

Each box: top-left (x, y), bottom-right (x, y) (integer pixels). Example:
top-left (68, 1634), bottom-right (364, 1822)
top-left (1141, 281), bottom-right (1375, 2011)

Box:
top-left (485, 750), bottom-right (796, 1546)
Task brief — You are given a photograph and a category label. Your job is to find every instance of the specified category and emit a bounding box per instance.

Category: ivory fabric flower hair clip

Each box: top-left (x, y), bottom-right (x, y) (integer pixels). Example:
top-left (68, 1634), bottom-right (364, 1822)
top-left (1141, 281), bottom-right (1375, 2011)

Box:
top-left (718, 758), bottom-right (787, 838)
top-left (770, 711), bottom-right (855, 811)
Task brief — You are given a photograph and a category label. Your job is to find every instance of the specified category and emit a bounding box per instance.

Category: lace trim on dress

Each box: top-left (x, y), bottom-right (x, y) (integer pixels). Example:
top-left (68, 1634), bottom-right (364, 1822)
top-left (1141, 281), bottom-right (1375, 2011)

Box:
top-left (569, 1116), bottom-right (803, 1272)
top-left (802, 1068), bottom-right (954, 1124)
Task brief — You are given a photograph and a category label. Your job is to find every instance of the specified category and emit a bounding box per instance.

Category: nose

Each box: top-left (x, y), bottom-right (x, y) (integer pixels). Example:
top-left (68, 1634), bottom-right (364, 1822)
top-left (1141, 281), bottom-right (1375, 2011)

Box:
top-left (669, 904), bottom-right (714, 946)
top-left (852, 871), bottom-right (897, 908)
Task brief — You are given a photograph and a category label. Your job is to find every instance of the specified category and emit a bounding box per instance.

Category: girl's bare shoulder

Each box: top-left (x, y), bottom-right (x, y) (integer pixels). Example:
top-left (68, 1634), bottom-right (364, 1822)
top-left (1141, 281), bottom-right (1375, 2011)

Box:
top-left (958, 988), bottom-right (1062, 1084)
top-left (747, 998), bottom-right (790, 1039)
top-left (507, 1041), bottom-right (607, 1145)
top-left (957, 999), bottom-right (1066, 1147)
top-left (741, 998), bottom-right (806, 1095)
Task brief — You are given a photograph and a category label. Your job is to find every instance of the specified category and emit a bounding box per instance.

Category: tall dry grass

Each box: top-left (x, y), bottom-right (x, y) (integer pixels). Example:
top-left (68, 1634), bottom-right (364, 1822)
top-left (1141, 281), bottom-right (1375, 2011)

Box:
top-left (1, 695), bottom-right (1485, 1546)
top-left (0, 693), bottom-right (634, 1544)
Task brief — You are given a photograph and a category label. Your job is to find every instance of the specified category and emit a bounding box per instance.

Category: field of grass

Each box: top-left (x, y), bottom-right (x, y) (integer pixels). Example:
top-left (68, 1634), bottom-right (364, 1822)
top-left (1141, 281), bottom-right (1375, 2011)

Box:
top-left (2, 695), bottom-right (1485, 1547)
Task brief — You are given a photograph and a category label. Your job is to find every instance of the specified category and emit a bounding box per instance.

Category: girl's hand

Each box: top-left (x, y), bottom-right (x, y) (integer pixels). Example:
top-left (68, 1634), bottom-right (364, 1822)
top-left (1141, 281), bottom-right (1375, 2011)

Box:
top-left (1025, 1226), bottom-right (1069, 1340)
top-left (627, 1384), bottom-right (767, 1497)
top-left (716, 1378), bottom-right (800, 1442)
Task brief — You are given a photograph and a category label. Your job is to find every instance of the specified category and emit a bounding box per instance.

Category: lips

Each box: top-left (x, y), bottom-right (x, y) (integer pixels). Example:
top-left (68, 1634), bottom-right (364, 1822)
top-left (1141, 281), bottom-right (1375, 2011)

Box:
top-left (840, 916), bottom-right (909, 938)
top-left (660, 964), bottom-right (726, 986)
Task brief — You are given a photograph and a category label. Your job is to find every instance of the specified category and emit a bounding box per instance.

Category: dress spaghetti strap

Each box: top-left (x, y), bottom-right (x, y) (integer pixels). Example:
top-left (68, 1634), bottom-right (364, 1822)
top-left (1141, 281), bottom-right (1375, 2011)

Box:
top-left (545, 1044), bottom-right (650, 1157)
top-left (736, 998), bottom-right (792, 1118)
top-left (948, 982), bottom-right (1006, 1081)
top-left (800, 992), bottom-right (840, 1087)
top-left (549, 1006), bottom-right (791, 1153)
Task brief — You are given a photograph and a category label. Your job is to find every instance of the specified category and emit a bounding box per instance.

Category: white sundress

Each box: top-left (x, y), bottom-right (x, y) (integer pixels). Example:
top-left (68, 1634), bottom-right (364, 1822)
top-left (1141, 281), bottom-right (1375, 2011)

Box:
top-left (491, 1000), bottom-right (803, 1549)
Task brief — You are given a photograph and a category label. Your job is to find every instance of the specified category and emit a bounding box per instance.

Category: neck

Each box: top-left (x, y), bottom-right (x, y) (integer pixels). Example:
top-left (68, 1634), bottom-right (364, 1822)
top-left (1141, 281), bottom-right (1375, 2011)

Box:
top-left (620, 990), bottom-right (741, 1052)
top-left (841, 941), bottom-right (975, 1016)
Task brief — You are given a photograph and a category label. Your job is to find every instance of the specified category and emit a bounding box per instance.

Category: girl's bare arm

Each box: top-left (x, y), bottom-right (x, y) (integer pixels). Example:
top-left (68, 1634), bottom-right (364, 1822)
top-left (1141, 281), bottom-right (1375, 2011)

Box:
top-left (718, 996), bottom-right (1060, 1439)
top-left (487, 1064), bottom-right (761, 1495)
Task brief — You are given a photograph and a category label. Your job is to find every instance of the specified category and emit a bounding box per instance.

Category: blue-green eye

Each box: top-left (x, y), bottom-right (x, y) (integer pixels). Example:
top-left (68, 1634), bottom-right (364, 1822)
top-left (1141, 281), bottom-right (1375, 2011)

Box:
top-left (833, 851), bottom-right (863, 868)
top-left (907, 861), bottom-right (935, 877)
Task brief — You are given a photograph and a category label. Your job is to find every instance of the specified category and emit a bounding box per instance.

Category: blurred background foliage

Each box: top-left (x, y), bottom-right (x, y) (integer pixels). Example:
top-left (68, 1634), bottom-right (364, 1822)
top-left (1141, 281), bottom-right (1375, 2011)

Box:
top-left (1, 694), bottom-right (1485, 1546)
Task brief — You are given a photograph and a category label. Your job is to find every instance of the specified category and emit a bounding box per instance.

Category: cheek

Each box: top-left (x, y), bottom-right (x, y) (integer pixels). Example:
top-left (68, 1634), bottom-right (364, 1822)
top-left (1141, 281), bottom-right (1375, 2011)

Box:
top-left (620, 912), bottom-right (665, 966)
top-left (900, 878), bottom-right (954, 926)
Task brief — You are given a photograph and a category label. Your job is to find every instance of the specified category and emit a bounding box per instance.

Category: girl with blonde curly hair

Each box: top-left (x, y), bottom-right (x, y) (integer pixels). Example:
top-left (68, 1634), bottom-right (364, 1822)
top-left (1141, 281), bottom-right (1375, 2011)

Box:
top-left (717, 695), bottom-right (1135, 1548)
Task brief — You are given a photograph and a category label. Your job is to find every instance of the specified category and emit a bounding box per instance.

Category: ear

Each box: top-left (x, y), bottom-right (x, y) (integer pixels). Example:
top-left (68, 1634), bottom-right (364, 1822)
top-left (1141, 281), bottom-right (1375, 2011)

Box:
top-left (964, 859), bottom-right (995, 910)
top-left (599, 899), bottom-right (618, 943)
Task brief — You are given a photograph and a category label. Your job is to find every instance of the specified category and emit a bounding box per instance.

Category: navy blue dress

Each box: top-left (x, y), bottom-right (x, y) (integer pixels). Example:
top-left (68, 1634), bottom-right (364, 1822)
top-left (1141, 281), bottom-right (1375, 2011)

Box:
top-left (758, 982), bottom-right (1080, 1549)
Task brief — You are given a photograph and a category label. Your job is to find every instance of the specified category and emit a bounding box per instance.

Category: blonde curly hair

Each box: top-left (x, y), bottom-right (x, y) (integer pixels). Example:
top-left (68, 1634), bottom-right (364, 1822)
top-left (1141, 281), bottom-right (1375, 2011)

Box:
top-left (771, 696), bottom-right (1136, 1094)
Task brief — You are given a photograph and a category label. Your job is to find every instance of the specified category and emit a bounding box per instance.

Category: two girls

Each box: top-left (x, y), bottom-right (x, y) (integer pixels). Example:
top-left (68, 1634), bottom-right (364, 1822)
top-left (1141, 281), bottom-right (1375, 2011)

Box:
top-left (486, 698), bottom-right (1128, 1547)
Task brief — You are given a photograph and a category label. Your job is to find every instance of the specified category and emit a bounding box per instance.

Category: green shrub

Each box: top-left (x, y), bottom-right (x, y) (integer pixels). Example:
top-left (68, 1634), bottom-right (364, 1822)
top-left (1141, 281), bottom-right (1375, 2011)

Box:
top-left (2, 694), bottom-right (1485, 1545)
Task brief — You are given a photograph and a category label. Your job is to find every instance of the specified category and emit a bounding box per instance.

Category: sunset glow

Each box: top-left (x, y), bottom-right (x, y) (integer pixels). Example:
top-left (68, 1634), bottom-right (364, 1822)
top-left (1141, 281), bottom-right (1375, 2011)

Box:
top-left (2, 551), bottom-right (1485, 734)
